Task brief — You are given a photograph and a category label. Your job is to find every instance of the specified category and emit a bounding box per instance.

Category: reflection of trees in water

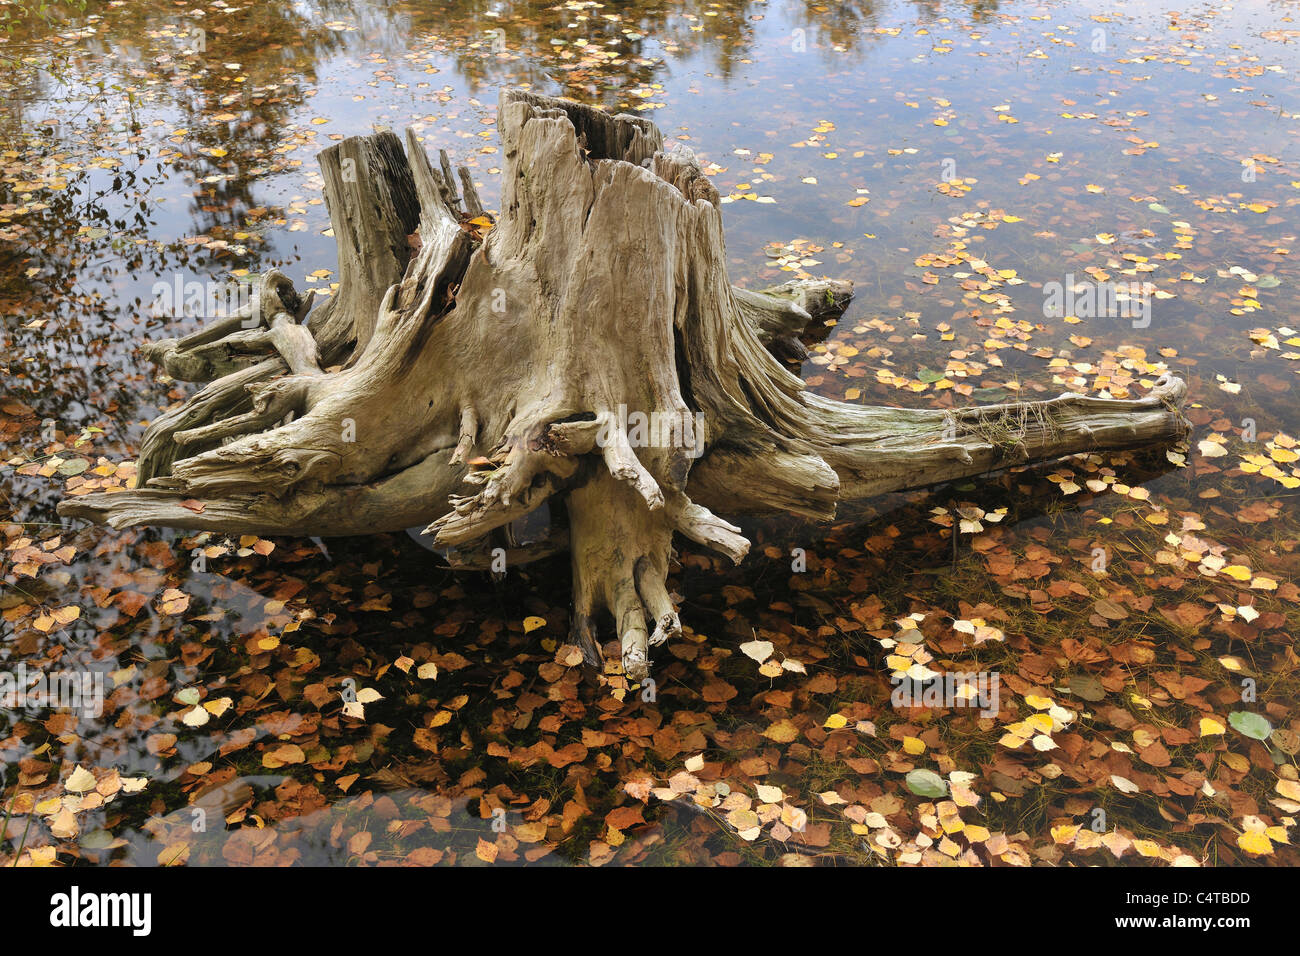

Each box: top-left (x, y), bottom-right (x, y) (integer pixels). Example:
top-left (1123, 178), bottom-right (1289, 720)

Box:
top-left (413, 0), bottom-right (764, 105)
top-left (908, 0), bottom-right (1001, 23)
top-left (1, 0), bottom-right (404, 448)
top-left (0, 139), bottom-right (242, 453)
top-left (5, 0), bottom-right (1008, 245)
top-left (81, 0), bottom-right (375, 238)
top-left (6, 0), bottom-right (409, 239)
top-left (426, 0), bottom-right (1003, 90)
top-left (797, 0), bottom-right (880, 52)
top-left (795, 0), bottom-right (1002, 51)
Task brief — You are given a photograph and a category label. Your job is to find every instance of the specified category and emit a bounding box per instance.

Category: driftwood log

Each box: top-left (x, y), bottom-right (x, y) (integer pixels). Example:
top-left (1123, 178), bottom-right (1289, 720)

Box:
top-left (58, 88), bottom-right (1189, 679)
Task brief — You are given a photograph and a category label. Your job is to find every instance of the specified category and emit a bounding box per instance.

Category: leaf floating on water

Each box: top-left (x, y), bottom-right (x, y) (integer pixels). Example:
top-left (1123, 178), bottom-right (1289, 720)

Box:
top-left (1111, 775), bottom-right (1141, 794)
top-left (1228, 711), bottom-right (1273, 741)
top-left (65, 765), bottom-right (96, 793)
top-left (905, 769), bottom-right (948, 798)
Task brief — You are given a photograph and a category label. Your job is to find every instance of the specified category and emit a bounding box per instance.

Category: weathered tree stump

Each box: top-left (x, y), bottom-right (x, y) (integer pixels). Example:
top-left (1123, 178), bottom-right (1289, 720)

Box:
top-left (58, 88), bottom-right (1189, 680)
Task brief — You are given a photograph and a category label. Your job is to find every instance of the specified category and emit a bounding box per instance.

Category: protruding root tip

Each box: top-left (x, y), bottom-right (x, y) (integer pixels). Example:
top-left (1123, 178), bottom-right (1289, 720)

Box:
top-left (622, 639), bottom-right (650, 682)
